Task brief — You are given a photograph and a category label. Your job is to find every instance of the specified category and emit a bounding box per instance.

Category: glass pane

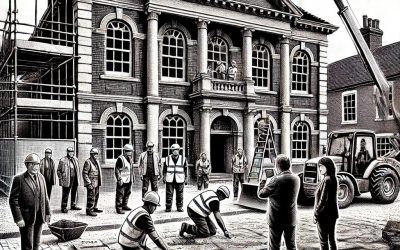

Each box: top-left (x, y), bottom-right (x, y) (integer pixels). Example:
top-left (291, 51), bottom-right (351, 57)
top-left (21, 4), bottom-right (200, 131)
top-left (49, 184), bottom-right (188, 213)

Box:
top-left (115, 138), bottom-right (122, 148)
top-left (106, 138), bottom-right (113, 147)
top-left (163, 127), bottom-right (169, 136)
top-left (115, 127), bottom-right (122, 136)
top-left (115, 40), bottom-right (122, 49)
top-left (123, 127), bottom-right (129, 136)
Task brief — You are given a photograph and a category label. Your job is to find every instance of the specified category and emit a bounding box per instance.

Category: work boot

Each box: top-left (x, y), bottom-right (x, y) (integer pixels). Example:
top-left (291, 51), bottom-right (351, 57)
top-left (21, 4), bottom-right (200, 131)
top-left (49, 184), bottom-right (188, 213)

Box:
top-left (61, 208), bottom-right (68, 213)
top-left (93, 208), bottom-right (103, 213)
top-left (179, 223), bottom-right (188, 237)
top-left (86, 210), bottom-right (97, 217)
top-left (122, 206), bottom-right (131, 211)
top-left (116, 209), bottom-right (125, 214)
top-left (177, 207), bottom-right (184, 212)
top-left (165, 207), bottom-right (171, 212)
top-left (71, 206), bottom-right (82, 210)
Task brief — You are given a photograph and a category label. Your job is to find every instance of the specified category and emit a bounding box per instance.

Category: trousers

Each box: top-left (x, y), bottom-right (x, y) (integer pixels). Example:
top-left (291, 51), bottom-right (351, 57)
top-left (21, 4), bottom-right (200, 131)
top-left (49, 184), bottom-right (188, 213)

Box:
top-left (45, 181), bottom-right (53, 199)
top-left (184, 208), bottom-right (217, 237)
top-left (233, 173), bottom-right (245, 197)
top-left (116, 182), bottom-right (132, 209)
top-left (142, 175), bottom-right (158, 198)
top-left (86, 186), bottom-right (100, 212)
top-left (268, 224), bottom-right (297, 250)
top-left (61, 176), bottom-right (78, 209)
top-left (317, 219), bottom-right (337, 250)
top-left (165, 182), bottom-right (184, 209)
top-left (20, 211), bottom-right (43, 250)
top-left (197, 174), bottom-right (209, 190)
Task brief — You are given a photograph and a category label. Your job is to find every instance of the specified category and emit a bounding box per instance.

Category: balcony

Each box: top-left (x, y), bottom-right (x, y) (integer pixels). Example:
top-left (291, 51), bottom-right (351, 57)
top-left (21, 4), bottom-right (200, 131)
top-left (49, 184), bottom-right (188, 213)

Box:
top-left (212, 79), bottom-right (245, 93)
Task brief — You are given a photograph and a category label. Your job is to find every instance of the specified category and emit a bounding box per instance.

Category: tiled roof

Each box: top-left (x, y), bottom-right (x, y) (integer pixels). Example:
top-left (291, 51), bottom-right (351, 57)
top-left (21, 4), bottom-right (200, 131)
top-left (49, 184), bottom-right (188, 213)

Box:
top-left (297, 6), bottom-right (330, 24)
top-left (328, 41), bottom-right (400, 91)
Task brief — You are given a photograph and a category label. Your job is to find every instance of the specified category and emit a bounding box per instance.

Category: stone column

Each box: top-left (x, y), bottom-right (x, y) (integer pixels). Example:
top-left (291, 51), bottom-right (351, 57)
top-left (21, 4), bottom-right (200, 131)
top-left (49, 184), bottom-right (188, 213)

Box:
top-left (280, 37), bottom-right (291, 156)
top-left (242, 28), bottom-right (253, 80)
top-left (243, 111), bottom-right (255, 166)
top-left (197, 20), bottom-right (208, 75)
top-left (199, 107), bottom-right (211, 158)
top-left (319, 44), bottom-right (329, 154)
top-left (146, 11), bottom-right (160, 151)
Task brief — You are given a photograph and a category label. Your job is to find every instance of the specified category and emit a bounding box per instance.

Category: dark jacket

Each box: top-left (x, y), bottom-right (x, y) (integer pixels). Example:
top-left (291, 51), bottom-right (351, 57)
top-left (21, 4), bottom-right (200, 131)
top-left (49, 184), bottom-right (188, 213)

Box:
top-left (82, 157), bottom-right (103, 188)
top-left (40, 157), bottom-right (56, 185)
top-left (314, 176), bottom-right (339, 221)
top-left (57, 156), bottom-right (81, 187)
top-left (9, 172), bottom-right (51, 225)
top-left (258, 170), bottom-right (300, 226)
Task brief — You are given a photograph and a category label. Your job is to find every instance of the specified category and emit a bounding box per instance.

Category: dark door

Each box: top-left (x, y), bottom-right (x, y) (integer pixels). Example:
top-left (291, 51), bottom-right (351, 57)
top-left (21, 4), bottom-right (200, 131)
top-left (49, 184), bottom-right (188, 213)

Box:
top-left (211, 135), bottom-right (226, 173)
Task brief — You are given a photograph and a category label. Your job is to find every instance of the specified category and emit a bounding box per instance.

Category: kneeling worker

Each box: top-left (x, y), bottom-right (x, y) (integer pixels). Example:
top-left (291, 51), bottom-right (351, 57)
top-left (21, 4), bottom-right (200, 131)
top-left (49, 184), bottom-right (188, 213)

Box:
top-left (118, 191), bottom-right (169, 250)
top-left (179, 185), bottom-right (233, 239)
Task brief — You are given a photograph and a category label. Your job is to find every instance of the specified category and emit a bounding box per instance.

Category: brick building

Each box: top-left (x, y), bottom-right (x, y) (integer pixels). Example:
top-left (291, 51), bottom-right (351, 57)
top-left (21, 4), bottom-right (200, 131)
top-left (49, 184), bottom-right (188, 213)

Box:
top-left (328, 15), bottom-right (400, 157)
top-left (0, 0), bottom-right (337, 193)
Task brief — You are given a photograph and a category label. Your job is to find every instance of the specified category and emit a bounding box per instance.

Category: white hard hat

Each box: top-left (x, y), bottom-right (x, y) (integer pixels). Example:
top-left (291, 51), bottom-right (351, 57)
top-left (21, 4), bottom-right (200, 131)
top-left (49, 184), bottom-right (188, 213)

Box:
top-left (67, 147), bottom-right (74, 152)
top-left (217, 185), bottom-right (230, 199)
top-left (24, 153), bottom-right (40, 164)
top-left (45, 148), bottom-right (52, 154)
top-left (90, 148), bottom-right (99, 154)
top-left (171, 144), bottom-right (180, 150)
top-left (143, 191), bottom-right (161, 206)
top-left (146, 141), bottom-right (154, 147)
top-left (123, 144), bottom-right (133, 151)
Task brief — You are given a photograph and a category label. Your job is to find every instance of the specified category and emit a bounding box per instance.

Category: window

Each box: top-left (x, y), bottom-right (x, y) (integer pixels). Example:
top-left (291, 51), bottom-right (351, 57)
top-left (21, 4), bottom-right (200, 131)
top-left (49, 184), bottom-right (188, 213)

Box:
top-left (292, 121), bottom-right (309, 160)
top-left (162, 29), bottom-right (186, 80)
top-left (106, 113), bottom-right (132, 160)
top-left (252, 45), bottom-right (271, 88)
top-left (208, 36), bottom-right (228, 78)
top-left (291, 50), bottom-right (309, 93)
top-left (376, 136), bottom-right (393, 157)
top-left (162, 115), bottom-right (186, 157)
top-left (342, 90), bottom-right (357, 123)
top-left (375, 83), bottom-right (393, 119)
top-left (106, 21), bottom-right (131, 75)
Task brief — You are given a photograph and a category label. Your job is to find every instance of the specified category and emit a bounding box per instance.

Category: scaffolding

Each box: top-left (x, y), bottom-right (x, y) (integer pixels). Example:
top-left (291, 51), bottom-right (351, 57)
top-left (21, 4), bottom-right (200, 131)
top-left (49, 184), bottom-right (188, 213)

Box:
top-left (0, 0), bottom-right (77, 191)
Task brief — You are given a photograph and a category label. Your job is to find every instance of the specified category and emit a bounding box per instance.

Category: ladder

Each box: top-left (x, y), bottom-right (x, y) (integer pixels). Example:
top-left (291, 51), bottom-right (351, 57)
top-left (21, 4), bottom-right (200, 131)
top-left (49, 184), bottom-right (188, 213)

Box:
top-left (247, 117), bottom-right (277, 184)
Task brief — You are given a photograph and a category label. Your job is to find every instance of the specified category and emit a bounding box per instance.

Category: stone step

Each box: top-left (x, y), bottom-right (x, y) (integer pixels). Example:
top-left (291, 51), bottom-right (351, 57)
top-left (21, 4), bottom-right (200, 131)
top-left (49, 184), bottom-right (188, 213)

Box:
top-left (209, 173), bottom-right (232, 182)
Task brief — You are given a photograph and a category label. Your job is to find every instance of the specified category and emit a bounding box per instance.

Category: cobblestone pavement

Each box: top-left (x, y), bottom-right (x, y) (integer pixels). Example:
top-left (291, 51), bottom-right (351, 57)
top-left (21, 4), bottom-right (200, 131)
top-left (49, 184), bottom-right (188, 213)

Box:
top-left (1, 182), bottom-right (399, 249)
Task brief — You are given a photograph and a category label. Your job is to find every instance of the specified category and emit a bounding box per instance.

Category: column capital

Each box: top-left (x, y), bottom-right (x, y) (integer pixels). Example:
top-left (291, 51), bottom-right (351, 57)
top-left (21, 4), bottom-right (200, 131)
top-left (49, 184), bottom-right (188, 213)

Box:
top-left (146, 11), bottom-right (160, 21)
top-left (197, 19), bottom-right (210, 29)
top-left (200, 107), bottom-right (212, 112)
top-left (280, 35), bottom-right (290, 44)
top-left (241, 27), bottom-right (255, 37)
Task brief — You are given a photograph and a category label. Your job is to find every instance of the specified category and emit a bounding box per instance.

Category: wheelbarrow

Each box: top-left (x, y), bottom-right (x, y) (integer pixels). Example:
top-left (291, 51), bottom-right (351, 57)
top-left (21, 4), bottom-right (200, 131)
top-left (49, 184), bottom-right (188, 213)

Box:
top-left (48, 219), bottom-right (88, 242)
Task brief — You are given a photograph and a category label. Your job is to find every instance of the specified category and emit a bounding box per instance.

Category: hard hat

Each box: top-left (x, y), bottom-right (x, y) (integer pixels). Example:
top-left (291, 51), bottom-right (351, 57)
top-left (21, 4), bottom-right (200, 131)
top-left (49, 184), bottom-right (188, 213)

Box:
top-left (146, 141), bottom-right (154, 147)
top-left (142, 191), bottom-right (161, 206)
top-left (67, 147), bottom-right (74, 152)
top-left (171, 144), bottom-right (180, 150)
top-left (24, 153), bottom-right (40, 164)
top-left (123, 144), bottom-right (133, 151)
top-left (217, 185), bottom-right (230, 199)
top-left (45, 148), bottom-right (52, 154)
top-left (90, 148), bottom-right (99, 154)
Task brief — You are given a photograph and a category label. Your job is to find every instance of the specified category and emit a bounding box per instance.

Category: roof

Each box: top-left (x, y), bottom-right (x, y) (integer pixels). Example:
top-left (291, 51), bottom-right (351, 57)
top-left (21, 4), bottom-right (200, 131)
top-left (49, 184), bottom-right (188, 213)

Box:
top-left (328, 41), bottom-right (400, 91)
top-left (297, 6), bottom-right (330, 25)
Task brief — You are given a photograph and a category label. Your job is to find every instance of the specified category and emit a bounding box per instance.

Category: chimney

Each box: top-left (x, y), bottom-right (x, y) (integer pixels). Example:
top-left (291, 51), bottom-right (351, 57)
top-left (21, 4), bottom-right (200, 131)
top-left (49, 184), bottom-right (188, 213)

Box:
top-left (360, 15), bottom-right (383, 51)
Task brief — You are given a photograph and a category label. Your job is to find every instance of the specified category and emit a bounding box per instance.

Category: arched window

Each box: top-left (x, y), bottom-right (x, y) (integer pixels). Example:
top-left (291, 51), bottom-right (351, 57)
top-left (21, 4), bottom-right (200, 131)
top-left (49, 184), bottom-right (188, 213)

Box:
top-left (208, 36), bottom-right (228, 78)
top-left (106, 21), bottom-right (132, 75)
top-left (161, 29), bottom-right (186, 80)
top-left (291, 121), bottom-right (310, 160)
top-left (291, 50), bottom-right (309, 93)
top-left (162, 115), bottom-right (186, 157)
top-left (106, 113), bottom-right (132, 160)
top-left (252, 44), bottom-right (271, 88)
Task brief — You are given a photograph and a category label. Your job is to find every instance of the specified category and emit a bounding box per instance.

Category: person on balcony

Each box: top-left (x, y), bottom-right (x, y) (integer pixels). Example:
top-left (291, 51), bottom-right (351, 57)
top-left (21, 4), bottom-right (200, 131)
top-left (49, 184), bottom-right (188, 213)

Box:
top-left (227, 60), bottom-right (238, 80)
top-left (215, 61), bottom-right (226, 79)
top-left (39, 148), bottom-right (56, 199)
top-left (231, 148), bottom-right (248, 199)
top-left (196, 153), bottom-right (211, 190)
top-left (82, 147), bottom-right (103, 217)
top-left (115, 144), bottom-right (135, 214)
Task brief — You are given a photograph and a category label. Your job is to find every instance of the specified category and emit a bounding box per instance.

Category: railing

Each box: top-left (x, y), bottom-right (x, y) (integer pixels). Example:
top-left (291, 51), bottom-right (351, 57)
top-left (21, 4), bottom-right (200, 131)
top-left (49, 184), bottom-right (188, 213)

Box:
top-left (212, 80), bottom-right (245, 93)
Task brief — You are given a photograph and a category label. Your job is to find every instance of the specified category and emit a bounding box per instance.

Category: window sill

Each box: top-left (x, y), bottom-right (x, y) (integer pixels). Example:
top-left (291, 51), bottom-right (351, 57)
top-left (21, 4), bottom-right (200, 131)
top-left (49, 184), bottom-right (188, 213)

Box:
top-left (159, 81), bottom-right (191, 86)
top-left (374, 117), bottom-right (394, 121)
top-left (254, 88), bottom-right (277, 95)
top-left (290, 93), bottom-right (314, 98)
top-left (341, 121), bottom-right (357, 125)
top-left (100, 75), bottom-right (141, 82)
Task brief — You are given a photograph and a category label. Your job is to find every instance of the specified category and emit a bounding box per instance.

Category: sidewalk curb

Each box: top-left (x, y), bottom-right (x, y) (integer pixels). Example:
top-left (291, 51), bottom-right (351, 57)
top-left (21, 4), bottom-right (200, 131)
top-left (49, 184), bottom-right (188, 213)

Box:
top-left (0, 208), bottom-right (262, 239)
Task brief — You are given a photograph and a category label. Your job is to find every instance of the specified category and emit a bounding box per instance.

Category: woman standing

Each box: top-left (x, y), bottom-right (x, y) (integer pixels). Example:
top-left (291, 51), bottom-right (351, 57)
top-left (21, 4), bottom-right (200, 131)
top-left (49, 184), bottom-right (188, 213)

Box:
top-left (314, 157), bottom-right (339, 250)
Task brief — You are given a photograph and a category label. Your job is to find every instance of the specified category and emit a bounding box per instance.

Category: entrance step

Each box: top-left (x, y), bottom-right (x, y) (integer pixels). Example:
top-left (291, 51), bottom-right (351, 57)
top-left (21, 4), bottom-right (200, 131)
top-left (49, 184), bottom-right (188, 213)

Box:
top-left (209, 173), bottom-right (232, 182)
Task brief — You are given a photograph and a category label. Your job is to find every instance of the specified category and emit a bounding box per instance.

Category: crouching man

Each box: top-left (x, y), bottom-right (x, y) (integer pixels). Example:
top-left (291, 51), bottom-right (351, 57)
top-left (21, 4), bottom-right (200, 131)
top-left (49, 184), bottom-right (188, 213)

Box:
top-left (179, 185), bottom-right (233, 239)
top-left (118, 191), bottom-right (169, 250)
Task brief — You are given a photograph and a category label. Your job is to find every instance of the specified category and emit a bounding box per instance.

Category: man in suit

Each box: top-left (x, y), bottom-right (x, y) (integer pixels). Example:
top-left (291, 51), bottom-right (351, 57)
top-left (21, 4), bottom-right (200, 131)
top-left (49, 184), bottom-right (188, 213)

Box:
top-left (258, 154), bottom-right (300, 250)
top-left (39, 148), bottom-right (56, 199)
top-left (82, 147), bottom-right (103, 216)
top-left (115, 144), bottom-right (135, 214)
top-left (9, 153), bottom-right (51, 250)
top-left (57, 147), bottom-right (82, 213)
top-left (138, 141), bottom-right (162, 198)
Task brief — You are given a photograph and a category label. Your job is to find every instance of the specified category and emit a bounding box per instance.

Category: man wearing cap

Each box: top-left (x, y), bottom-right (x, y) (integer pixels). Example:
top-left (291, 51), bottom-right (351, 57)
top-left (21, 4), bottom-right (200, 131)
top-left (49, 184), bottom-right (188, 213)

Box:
top-left (118, 191), bottom-right (169, 250)
top-left (57, 147), bottom-right (82, 213)
top-left (138, 141), bottom-right (162, 198)
top-left (10, 153), bottom-right (51, 250)
top-left (40, 148), bottom-right (56, 199)
top-left (231, 148), bottom-right (248, 199)
top-left (179, 185), bottom-right (232, 239)
top-left (163, 143), bottom-right (188, 212)
top-left (82, 148), bottom-right (103, 216)
top-left (115, 144), bottom-right (135, 214)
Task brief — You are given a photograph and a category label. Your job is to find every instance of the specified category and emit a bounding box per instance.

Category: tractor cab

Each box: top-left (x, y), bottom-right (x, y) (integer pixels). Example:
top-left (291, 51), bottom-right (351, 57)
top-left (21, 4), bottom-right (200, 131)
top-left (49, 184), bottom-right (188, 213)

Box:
top-left (327, 130), bottom-right (377, 177)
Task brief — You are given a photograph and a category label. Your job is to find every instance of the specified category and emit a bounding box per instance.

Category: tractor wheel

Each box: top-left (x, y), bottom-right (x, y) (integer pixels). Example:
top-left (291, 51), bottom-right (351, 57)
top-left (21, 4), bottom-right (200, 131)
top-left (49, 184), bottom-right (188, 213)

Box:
top-left (337, 175), bottom-right (354, 209)
top-left (370, 167), bottom-right (400, 204)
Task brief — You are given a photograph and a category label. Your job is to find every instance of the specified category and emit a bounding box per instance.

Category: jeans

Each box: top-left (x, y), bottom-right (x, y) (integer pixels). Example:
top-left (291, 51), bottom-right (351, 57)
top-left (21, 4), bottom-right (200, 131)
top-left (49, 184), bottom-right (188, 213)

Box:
top-left (317, 219), bottom-right (337, 250)
top-left (165, 182), bottom-right (184, 209)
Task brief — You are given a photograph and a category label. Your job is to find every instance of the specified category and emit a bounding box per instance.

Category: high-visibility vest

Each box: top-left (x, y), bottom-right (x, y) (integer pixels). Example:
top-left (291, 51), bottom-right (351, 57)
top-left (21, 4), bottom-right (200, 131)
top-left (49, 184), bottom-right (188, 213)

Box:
top-left (165, 155), bottom-right (186, 183)
top-left (188, 190), bottom-right (219, 217)
top-left (232, 155), bottom-right (247, 173)
top-left (118, 207), bottom-right (149, 248)
top-left (118, 155), bottom-right (132, 183)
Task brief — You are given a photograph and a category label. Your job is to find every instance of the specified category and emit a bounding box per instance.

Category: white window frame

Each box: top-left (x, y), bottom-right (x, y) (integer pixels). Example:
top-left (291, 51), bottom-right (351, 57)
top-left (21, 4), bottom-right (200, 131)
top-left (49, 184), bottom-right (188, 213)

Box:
top-left (376, 133), bottom-right (394, 157)
top-left (208, 36), bottom-right (229, 79)
top-left (291, 50), bottom-right (310, 94)
top-left (106, 113), bottom-right (132, 161)
top-left (252, 44), bottom-right (271, 89)
top-left (375, 82), bottom-right (394, 120)
top-left (161, 115), bottom-right (186, 158)
top-left (291, 121), bottom-right (310, 161)
top-left (342, 90), bottom-right (357, 124)
top-left (105, 20), bottom-right (132, 77)
top-left (161, 29), bottom-right (186, 82)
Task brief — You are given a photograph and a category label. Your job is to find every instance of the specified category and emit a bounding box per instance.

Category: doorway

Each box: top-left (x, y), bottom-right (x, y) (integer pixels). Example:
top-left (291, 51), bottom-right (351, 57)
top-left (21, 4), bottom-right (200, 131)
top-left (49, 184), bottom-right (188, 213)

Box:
top-left (211, 134), bottom-right (234, 173)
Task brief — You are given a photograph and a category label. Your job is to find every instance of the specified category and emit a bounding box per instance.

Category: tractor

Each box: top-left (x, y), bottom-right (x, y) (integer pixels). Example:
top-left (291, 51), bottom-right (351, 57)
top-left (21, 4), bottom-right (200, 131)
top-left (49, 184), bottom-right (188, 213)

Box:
top-left (300, 129), bottom-right (400, 208)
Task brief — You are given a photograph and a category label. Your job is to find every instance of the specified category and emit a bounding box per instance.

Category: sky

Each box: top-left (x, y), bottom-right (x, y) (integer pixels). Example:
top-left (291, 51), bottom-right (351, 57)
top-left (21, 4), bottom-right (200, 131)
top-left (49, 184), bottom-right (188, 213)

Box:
top-left (0, 0), bottom-right (399, 63)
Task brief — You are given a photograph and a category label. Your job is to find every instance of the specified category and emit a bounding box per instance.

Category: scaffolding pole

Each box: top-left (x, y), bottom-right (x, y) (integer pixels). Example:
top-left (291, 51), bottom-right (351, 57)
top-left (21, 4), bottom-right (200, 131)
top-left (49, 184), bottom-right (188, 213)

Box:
top-left (13, 0), bottom-right (18, 176)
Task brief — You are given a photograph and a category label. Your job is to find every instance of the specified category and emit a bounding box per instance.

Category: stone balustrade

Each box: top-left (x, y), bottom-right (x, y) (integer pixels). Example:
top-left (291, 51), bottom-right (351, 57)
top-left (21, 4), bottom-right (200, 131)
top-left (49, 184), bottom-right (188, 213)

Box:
top-left (212, 80), bottom-right (245, 93)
